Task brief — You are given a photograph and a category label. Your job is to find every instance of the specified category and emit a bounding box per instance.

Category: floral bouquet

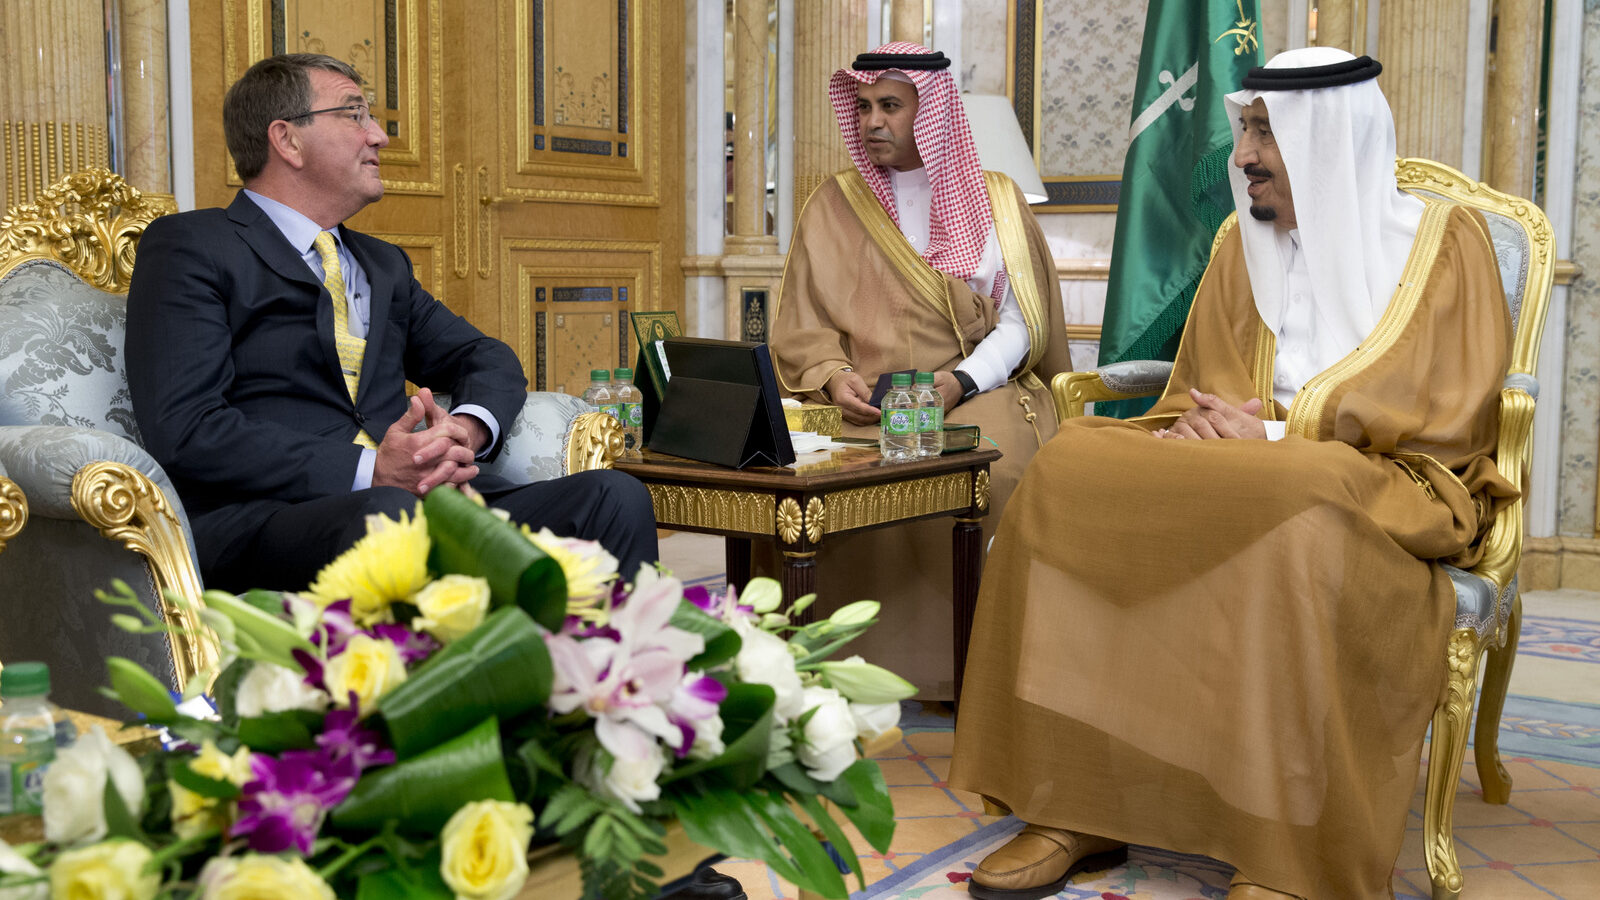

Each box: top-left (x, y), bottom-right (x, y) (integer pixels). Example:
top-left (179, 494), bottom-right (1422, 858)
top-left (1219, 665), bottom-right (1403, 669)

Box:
top-left (0, 486), bottom-right (914, 899)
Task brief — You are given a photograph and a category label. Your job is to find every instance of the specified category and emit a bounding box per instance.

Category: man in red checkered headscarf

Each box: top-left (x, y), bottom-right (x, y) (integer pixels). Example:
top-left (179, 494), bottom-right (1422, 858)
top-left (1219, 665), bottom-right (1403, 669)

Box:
top-left (766, 43), bottom-right (1070, 699)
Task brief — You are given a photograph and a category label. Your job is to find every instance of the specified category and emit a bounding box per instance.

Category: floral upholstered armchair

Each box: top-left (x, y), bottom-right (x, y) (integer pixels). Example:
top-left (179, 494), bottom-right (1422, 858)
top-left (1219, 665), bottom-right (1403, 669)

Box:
top-left (1050, 158), bottom-right (1554, 900)
top-left (0, 169), bottom-right (622, 715)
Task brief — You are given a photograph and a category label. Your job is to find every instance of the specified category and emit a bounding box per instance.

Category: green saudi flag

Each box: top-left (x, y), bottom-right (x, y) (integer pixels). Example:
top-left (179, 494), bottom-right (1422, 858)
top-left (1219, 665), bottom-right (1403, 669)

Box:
top-left (1096, 0), bottom-right (1262, 417)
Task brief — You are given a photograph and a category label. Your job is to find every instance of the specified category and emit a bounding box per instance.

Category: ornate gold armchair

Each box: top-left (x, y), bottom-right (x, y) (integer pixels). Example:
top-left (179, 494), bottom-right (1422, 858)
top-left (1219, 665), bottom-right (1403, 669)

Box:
top-left (1049, 158), bottom-right (1553, 900)
top-left (0, 169), bottom-right (621, 714)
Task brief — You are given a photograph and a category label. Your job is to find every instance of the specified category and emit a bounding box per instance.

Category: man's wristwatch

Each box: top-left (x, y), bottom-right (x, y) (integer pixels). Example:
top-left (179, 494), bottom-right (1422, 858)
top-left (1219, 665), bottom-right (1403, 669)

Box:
top-left (953, 370), bottom-right (980, 405)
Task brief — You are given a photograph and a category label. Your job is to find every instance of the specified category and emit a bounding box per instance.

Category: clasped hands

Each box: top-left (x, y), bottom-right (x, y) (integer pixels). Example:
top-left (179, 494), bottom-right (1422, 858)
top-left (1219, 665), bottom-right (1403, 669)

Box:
top-left (373, 387), bottom-right (490, 496)
top-left (1152, 388), bottom-right (1268, 440)
top-left (825, 369), bottom-right (963, 427)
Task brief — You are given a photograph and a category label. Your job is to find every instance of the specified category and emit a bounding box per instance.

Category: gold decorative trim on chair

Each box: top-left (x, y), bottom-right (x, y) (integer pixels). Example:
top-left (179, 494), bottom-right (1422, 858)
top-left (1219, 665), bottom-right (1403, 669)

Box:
top-left (69, 461), bottom-right (216, 691)
top-left (564, 411), bottom-right (624, 474)
top-left (0, 167), bottom-right (175, 292)
top-left (0, 476), bottom-right (26, 555)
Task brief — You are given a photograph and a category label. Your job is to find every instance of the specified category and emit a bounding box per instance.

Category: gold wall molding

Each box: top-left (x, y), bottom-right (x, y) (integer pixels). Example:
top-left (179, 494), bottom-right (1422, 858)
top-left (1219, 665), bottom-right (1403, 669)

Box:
top-left (0, 477), bottom-right (26, 555)
top-left (974, 469), bottom-right (990, 512)
top-left (681, 254), bottom-right (786, 277)
top-left (69, 461), bottom-right (216, 690)
top-left (776, 497), bottom-right (804, 543)
top-left (1, 0), bottom-right (110, 207)
top-left (3, 122), bottom-right (110, 210)
top-left (645, 484), bottom-right (776, 534)
top-left (823, 472), bottom-right (972, 533)
top-left (804, 496), bottom-right (826, 543)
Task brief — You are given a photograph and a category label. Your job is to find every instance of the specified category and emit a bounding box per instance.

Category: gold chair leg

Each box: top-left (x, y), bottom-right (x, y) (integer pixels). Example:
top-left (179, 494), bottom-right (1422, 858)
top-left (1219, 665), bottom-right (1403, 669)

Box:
top-left (1474, 593), bottom-right (1521, 805)
top-left (1424, 629), bottom-right (1482, 900)
top-left (981, 795), bottom-right (1011, 817)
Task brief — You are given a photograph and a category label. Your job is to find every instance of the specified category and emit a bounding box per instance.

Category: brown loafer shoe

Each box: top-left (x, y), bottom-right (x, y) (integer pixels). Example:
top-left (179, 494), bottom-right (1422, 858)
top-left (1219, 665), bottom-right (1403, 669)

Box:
top-left (969, 824), bottom-right (1128, 899)
top-left (1227, 871), bottom-right (1304, 899)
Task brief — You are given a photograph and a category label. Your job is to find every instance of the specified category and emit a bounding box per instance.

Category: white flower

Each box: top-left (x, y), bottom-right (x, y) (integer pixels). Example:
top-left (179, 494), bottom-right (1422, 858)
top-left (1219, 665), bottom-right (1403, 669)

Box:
top-left (234, 661), bottom-right (331, 718)
top-left (795, 686), bottom-right (859, 782)
top-left (849, 701), bottom-right (902, 743)
top-left (687, 713), bottom-right (725, 761)
top-left (577, 744), bottom-right (665, 814)
top-left (730, 616), bottom-right (805, 720)
top-left (0, 837), bottom-right (46, 900)
top-left (41, 727), bottom-right (144, 846)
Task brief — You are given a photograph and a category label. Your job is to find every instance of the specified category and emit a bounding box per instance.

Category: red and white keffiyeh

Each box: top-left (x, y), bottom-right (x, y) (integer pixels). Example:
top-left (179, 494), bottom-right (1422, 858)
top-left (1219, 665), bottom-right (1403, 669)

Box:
top-left (830, 42), bottom-right (993, 281)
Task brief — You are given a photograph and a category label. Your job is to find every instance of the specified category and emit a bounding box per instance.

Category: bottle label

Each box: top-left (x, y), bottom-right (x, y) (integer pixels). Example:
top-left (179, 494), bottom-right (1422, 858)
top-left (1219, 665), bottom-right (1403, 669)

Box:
top-left (622, 402), bottom-right (642, 427)
top-left (883, 409), bottom-right (915, 436)
top-left (2, 736), bottom-right (52, 814)
top-left (915, 406), bottom-right (943, 432)
top-left (602, 403), bottom-right (621, 421)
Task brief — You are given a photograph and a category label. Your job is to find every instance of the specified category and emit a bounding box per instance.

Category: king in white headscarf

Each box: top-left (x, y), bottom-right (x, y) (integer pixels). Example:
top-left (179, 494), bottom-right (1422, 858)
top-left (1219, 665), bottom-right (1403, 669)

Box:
top-left (952, 48), bottom-right (1516, 900)
top-left (765, 42), bottom-right (1070, 698)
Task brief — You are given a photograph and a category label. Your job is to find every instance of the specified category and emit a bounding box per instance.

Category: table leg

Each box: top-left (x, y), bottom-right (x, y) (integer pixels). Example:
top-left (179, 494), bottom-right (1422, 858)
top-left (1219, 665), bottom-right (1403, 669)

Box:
top-left (782, 550), bottom-right (818, 624)
top-left (952, 517), bottom-right (984, 704)
top-left (724, 537), bottom-right (752, 594)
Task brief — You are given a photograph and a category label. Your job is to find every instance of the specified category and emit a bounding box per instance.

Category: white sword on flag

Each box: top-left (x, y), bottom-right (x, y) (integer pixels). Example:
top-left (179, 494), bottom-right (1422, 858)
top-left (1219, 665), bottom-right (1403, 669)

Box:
top-left (1127, 63), bottom-right (1198, 142)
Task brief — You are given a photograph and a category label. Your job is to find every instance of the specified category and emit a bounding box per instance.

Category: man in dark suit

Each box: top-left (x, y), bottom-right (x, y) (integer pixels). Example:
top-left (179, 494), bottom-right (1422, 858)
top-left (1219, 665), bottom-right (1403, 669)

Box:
top-left (126, 53), bottom-right (657, 592)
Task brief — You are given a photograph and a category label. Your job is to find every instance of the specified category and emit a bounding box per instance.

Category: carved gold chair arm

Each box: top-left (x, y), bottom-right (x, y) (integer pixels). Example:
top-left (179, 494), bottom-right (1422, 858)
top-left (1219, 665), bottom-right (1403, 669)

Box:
top-left (565, 411), bottom-right (624, 473)
top-left (0, 476), bottom-right (26, 555)
top-left (69, 460), bottom-right (216, 690)
top-left (1472, 382), bottom-right (1537, 594)
top-left (1050, 360), bottom-right (1174, 421)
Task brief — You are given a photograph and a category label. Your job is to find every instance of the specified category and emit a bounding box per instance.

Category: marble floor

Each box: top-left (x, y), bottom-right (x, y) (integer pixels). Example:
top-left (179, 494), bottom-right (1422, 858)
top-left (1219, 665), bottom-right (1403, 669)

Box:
top-left (656, 532), bottom-right (1600, 899)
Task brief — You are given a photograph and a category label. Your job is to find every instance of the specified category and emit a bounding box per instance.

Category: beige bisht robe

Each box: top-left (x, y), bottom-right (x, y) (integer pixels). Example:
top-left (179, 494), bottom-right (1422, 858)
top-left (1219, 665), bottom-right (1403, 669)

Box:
top-left (766, 169), bottom-right (1072, 698)
top-left (950, 202), bottom-right (1515, 898)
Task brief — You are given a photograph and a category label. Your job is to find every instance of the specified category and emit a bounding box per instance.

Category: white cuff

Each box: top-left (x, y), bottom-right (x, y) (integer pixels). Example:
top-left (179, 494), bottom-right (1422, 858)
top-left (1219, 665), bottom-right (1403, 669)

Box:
top-left (353, 447), bottom-right (377, 490)
top-left (450, 403), bottom-right (502, 459)
top-left (1263, 420), bottom-right (1287, 441)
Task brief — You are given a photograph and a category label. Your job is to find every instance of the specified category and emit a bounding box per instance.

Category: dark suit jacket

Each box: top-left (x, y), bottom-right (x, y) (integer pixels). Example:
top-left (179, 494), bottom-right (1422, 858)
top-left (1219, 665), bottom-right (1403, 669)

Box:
top-left (125, 191), bottom-right (527, 555)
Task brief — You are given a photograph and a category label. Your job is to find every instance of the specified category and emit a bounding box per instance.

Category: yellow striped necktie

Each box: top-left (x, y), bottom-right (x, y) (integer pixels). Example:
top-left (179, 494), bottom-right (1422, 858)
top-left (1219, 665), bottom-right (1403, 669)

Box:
top-left (312, 231), bottom-right (376, 448)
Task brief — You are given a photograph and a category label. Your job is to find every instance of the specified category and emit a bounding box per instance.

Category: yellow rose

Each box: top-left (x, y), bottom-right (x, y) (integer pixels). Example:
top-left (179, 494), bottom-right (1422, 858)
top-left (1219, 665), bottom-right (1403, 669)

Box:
top-left (323, 633), bottom-right (407, 713)
top-left (410, 574), bottom-right (491, 643)
top-left (439, 800), bottom-right (535, 900)
top-left (197, 855), bottom-right (334, 900)
top-left (49, 840), bottom-right (159, 900)
top-left (168, 740), bottom-right (253, 840)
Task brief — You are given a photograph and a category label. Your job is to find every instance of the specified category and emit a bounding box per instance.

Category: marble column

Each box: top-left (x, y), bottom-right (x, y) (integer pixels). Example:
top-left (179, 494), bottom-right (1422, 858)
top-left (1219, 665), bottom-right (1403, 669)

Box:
top-left (1378, 0), bottom-right (1470, 168)
top-left (889, 0), bottom-right (924, 45)
top-left (117, 0), bottom-right (171, 193)
top-left (792, 0), bottom-right (868, 223)
top-left (726, 0), bottom-right (774, 252)
top-left (1312, 0), bottom-right (1365, 54)
top-left (1, 0), bottom-right (111, 208)
top-left (1484, 0), bottom-right (1546, 199)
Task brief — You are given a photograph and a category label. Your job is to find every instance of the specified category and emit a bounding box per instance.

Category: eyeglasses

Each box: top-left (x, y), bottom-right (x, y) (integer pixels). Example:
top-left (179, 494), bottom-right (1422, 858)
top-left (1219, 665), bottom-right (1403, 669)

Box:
top-left (284, 104), bottom-right (375, 129)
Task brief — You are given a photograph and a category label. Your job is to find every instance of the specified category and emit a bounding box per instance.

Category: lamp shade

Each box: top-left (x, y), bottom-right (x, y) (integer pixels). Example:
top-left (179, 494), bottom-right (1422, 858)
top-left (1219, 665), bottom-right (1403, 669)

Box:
top-left (959, 94), bottom-right (1049, 204)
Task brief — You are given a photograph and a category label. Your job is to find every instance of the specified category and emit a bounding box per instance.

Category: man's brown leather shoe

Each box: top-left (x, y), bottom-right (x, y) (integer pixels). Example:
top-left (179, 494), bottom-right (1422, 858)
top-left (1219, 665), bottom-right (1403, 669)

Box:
top-left (1227, 871), bottom-right (1304, 899)
top-left (969, 824), bottom-right (1128, 899)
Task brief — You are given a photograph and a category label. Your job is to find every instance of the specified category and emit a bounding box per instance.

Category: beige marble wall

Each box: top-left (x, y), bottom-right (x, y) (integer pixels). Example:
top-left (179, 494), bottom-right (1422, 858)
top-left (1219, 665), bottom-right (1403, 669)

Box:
top-left (1557, 0), bottom-right (1600, 536)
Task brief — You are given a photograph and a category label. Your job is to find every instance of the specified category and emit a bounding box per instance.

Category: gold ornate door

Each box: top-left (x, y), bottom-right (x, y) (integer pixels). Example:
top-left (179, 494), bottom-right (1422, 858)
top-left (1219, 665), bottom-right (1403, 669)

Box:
top-left (190, 0), bottom-right (684, 394)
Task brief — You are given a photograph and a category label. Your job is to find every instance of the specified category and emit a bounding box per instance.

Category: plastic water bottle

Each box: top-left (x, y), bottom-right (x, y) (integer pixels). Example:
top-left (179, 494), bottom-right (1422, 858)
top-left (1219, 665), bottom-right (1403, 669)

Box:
top-left (913, 371), bottom-right (944, 457)
top-left (880, 372), bottom-right (917, 461)
top-left (0, 662), bottom-right (67, 815)
top-left (582, 369), bottom-right (619, 423)
top-left (612, 367), bottom-right (643, 458)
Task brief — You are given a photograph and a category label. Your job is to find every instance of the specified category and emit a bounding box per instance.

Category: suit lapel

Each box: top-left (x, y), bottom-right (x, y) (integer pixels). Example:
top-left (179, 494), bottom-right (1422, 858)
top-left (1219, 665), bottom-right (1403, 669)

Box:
top-left (341, 229), bottom-right (392, 408)
top-left (226, 192), bottom-right (346, 401)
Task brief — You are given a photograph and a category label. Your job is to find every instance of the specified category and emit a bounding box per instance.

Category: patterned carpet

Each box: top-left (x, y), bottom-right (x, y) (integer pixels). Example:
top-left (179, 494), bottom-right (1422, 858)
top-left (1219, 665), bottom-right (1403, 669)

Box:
top-left (675, 563), bottom-right (1600, 899)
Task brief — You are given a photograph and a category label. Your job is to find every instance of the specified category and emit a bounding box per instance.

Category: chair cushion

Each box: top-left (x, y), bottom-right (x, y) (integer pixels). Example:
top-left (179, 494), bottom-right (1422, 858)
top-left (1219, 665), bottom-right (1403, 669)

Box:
top-left (483, 391), bottom-right (591, 485)
top-left (0, 258), bottom-right (141, 444)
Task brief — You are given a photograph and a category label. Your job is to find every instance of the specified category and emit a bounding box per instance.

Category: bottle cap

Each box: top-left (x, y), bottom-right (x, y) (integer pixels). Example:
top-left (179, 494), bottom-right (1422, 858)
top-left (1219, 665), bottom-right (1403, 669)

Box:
top-left (0, 662), bottom-right (49, 698)
top-left (891, 372), bottom-right (912, 386)
top-left (590, 369), bottom-right (610, 381)
top-left (915, 371), bottom-right (935, 384)
top-left (613, 367), bottom-right (633, 380)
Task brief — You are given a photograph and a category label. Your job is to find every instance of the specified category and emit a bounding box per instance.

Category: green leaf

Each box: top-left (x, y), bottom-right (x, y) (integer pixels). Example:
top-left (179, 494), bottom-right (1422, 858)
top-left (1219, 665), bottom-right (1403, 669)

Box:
top-left (376, 606), bottom-right (553, 758)
top-left (744, 789), bottom-right (847, 898)
top-left (353, 849), bottom-right (452, 900)
top-left (816, 659), bottom-right (916, 703)
top-left (106, 657), bottom-right (178, 724)
top-left (423, 487), bottom-right (568, 630)
top-left (836, 759), bottom-right (895, 853)
top-left (235, 709), bottom-right (322, 753)
top-left (669, 787), bottom-right (804, 886)
top-left (239, 589), bottom-right (286, 616)
top-left (670, 601), bottom-right (740, 671)
top-left (332, 716), bottom-right (513, 834)
top-left (796, 791), bottom-right (867, 893)
top-left (101, 774), bottom-right (150, 846)
top-left (202, 590), bottom-right (315, 671)
top-left (659, 683), bottom-right (773, 789)
top-left (167, 760), bottom-right (240, 800)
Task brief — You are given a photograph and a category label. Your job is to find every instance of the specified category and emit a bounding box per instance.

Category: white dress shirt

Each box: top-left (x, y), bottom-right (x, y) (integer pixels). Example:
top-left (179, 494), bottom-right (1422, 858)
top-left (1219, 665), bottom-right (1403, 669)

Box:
top-left (888, 168), bottom-right (1029, 394)
top-left (243, 190), bottom-right (501, 487)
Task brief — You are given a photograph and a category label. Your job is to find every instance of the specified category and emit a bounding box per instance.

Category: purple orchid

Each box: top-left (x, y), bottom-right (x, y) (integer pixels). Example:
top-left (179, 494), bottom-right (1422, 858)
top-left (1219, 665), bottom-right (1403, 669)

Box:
top-left (684, 584), bottom-right (717, 613)
top-left (668, 674), bottom-right (728, 758)
top-left (232, 749), bottom-right (359, 855)
top-left (317, 699), bottom-right (396, 771)
top-left (368, 622), bottom-right (439, 666)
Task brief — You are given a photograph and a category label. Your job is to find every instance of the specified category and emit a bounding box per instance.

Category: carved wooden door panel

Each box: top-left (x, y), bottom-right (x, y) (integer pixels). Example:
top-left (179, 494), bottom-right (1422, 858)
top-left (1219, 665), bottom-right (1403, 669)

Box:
top-left (190, 0), bottom-right (683, 395)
